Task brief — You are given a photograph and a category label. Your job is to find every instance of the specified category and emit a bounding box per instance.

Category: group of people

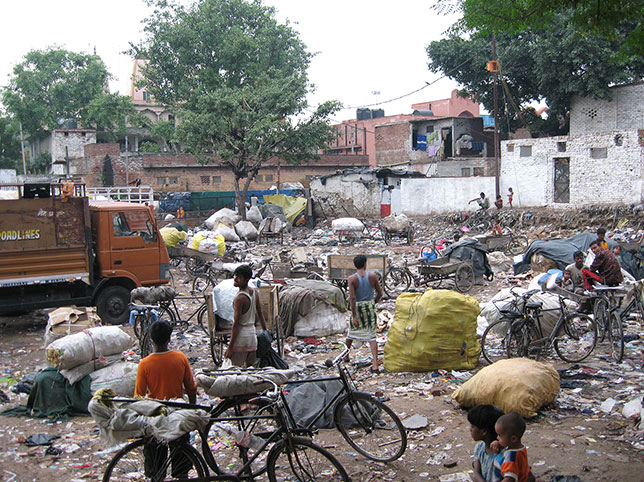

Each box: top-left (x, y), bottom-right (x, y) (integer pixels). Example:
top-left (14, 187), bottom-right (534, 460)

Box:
top-left (469, 188), bottom-right (514, 211)
top-left (558, 227), bottom-right (624, 292)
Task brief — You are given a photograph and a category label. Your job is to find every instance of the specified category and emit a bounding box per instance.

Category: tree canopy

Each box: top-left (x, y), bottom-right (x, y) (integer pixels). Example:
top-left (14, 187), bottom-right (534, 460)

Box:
top-left (130, 0), bottom-right (340, 216)
top-left (426, 10), bottom-right (644, 136)
top-left (435, 0), bottom-right (644, 58)
top-left (0, 115), bottom-right (21, 171)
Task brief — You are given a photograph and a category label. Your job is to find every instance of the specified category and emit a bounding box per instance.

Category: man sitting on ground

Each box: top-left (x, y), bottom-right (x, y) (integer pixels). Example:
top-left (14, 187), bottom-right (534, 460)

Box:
top-left (582, 241), bottom-right (623, 290)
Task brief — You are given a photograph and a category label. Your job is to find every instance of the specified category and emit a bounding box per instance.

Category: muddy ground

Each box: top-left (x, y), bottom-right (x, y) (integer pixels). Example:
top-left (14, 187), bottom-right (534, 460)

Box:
top-left (1, 207), bottom-right (644, 482)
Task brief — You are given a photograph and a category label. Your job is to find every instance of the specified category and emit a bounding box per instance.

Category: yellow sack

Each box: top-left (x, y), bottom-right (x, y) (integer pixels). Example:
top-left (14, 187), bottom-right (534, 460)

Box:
top-left (191, 232), bottom-right (206, 250)
top-left (160, 227), bottom-right (187, 247)
top-left (383, 290), bottom-right (481, 372)
top-left (451, 358), bottom-right (560, 418)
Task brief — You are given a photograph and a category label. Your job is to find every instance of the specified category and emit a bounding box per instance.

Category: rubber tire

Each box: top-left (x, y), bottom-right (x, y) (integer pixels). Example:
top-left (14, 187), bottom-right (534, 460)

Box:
top-left (210, 333), bottom-right (228, 367)
top-left (192, 274), bottom-right (212, 295)
top-left (553, 313), bottom-right (597, 363)
top-left (266, 436), bottom-right (350, 482)
top-left (334, 393), bottom-right (407, 462)
top-left (454, 264), bottom-right (475, 293)
top-left (481, 318), bottom-right (512, 364)
top-left (508, 235), bottom-right (529, 256)
top-left (102, 438), bottom-right (207, 482)
top-left (185, 256), bottom-right (205, 277)
top-left (608, 310), bottom-right (624, 363)
top-left (204, 397), bottom-right (279, 479)
top-left (506, 319), bottom-right (538, 359)
top-left (96, 285), bottom-right (130, 325)
top-left (593, 297), bottom-right (608, 342)
top-left (197, 303), bottom-right (210, 335)
top-left (384, 268), bottom-right (411, 298)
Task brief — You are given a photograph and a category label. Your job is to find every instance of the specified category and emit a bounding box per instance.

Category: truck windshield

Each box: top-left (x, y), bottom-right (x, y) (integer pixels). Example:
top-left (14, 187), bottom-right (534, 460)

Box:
top-left (112, 211), bottom-right (156, 243)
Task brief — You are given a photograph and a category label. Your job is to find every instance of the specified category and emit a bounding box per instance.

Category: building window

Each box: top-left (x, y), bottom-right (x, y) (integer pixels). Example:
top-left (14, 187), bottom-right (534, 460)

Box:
top-left (81, 132), bottom-right (86, 137)
top-left (200, 176), bottom-right (210, 185)
top-left (212, 176), bottom-right (221, 184)
top-left (169, 177), bottom-right (179, 184)
top-left (255, 175), bottom-right (263, 182)
top-left (581, 107), bottom-right (598, 119)
top-left (614, 134), bottom-right (623, 146)
top-left (425, 126), bottom-right (434, 134)
top-left (557, 142), bottom-right (566, 152)
top-left (507, 144), bottom-right (514, 152)
top-left (143, 91), bottom-right (151, 101)
top-left (156, 177), bottom-right (166, 185)
top-left (264, 174), bottom-right (274, 182)
top-left (590, 147), bottom-right (607, 159)
top-left (64, 132), bottom-right (69, 137)
top-left (473, 167), bottom-right (485, 177)
top-left (519, 146), bottom-right (532, 157)
top-left (461, 168), bottom-right (471, 177)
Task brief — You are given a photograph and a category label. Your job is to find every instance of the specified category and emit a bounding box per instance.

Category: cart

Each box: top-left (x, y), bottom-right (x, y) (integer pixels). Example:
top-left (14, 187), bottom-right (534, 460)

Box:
top-left (167, 244), bottom-right (220, 276)
top-left (417, 257), bottom-right (475, 293)
top-left (381, 224), bottom-right (414, 246)
top-left (327, 254), bottom-right (388, 298)
top-left (478, 233), bottom-right (528, 256)
top-left (258, 217), bottom-right (285, 243)
top-left (205, 283), bottom-right (282, 367)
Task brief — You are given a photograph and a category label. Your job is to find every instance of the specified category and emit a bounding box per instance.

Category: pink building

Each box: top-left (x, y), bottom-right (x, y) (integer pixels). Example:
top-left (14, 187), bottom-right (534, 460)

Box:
top-left (411, 89), bottom-right (479, 118)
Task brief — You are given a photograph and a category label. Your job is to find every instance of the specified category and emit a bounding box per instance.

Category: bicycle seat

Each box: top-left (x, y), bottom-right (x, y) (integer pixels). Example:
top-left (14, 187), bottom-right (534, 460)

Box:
top-left (499, 310), bottom-right (523, 319)
top-left (525, 301), bottom-right (543, 310)
top-left (262, 257), bottom-right (273, 263)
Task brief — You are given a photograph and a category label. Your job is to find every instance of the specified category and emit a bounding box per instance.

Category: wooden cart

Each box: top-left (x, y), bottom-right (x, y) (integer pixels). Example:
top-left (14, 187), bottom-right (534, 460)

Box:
top-left (327, 254), bottom-right (388, 297)
top-left (478, 233), bottom-right (529, 256)
top-left (417, 257), bottom-right (475, 293)
top-left (381, 223), bottom-right (414, 246)
top-left (205, 283), bottom-right (282, 367)
top-left (167, 244), bottom-right (220, 276)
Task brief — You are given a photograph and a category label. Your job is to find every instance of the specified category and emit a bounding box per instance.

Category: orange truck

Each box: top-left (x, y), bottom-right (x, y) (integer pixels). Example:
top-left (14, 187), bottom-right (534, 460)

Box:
top-left (0, 183), bottom-right (170, 324)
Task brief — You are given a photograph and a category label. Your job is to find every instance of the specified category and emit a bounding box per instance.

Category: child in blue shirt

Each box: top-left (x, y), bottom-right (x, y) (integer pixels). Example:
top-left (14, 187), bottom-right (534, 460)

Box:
top-left (468, 404), bottom-right (505, 482)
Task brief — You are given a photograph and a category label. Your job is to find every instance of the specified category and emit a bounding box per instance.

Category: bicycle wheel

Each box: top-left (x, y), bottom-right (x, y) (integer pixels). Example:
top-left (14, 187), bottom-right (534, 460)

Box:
top-left (102, 438), bottom-right (207, 482)
top-left (197, 303), bottom-right (210, 335)
top-left (205, 398), bottom-right (279, 479)
top-left (608, 310), bottom-right (624, 363)
top-left (266, 436), bottom-right (350, 482)
top-left (593, 297), bottom-right (608, 342)
top-left (186, 256), bottom-right (206, 277)
top-left (508, 235), bottom-right (529, 255)
top-left (334, 393), bottom-right (407, 462)
top-left (480, 318), bottom-right (512, 364)
top-left (506, 320), bottom-right (532, 359)
top-left (192, 274), bottom-right (213, 295)
top-left (210, 332), bottom-right (228, 367)
top-left (140, 324), bottom-right (153, 359)
top-left (384, 268), bottom-right (411, 298)
top-left (554, 313), bottom-right (597, 363)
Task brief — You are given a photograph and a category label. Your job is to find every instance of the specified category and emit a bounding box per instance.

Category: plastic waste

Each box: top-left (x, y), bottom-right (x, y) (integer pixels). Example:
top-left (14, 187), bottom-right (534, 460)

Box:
top-left (213, 423), bottom-right (264, 450)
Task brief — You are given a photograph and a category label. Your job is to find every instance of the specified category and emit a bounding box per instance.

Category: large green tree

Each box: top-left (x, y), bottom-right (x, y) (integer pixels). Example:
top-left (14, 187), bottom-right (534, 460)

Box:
top-left (427, 11), bottom-right (644, 136)
top-left (435, 0), bottom-right (644, 58)
top-left (0, 115), bottom-right (21, 171)
top-left (130, 0), bottom-right (340, 217)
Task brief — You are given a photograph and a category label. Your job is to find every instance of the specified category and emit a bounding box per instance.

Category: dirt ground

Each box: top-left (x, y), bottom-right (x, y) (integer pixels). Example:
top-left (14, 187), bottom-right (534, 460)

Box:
top-left (1, 208), bottom-right (644, 482)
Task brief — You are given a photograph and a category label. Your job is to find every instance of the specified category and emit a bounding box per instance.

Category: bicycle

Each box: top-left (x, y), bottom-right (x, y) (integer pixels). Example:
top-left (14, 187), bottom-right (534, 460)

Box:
top-left (192, 257), bottom-right (278, 295)
top-left (590, 285), bottom-right (627, 362)
top-left (100, 374), bottom-right (350, 481)
top-left (129, 302), bottom-right (169, 358)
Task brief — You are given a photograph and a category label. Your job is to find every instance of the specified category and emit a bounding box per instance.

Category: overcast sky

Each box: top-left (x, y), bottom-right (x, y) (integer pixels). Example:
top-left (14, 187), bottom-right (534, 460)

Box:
top-left (0, 0), bottom-right (462, 121)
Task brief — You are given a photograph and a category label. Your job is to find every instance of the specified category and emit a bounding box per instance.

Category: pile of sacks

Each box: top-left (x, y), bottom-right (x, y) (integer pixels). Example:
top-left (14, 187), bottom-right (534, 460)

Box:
top-left (46, 326), bottom-right (137, 395)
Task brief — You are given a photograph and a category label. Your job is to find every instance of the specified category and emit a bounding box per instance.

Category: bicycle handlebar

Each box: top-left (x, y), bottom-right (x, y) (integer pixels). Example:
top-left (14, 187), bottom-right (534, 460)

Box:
top-left (323, 342), bottom-right (349, 369)
top-left (129, 302), bottom-right (160, 311)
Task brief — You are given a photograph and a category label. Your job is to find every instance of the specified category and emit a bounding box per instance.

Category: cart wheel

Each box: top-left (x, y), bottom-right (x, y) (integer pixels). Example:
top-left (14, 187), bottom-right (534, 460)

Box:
top-left (210, 333), bottom-right (227, 367)
top-left (384, 268), bottom-right (411, 298)
top-left (455, 264), bottom-right (475, 293)
top-left (508, 235), bottom-right (529, 255)
top-left (406, 228), bottom-right (414, 245)
top-left (384, 231), bottom-right (392, 246)
top-left (186, 256), bottom-right (206, 276)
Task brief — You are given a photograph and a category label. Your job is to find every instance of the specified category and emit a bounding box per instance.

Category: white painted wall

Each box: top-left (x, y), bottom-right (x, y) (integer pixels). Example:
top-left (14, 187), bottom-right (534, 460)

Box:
top-left (310, 172), bottom-right (382, 217)
top-left (400, 177), bottom-right (496, 214)
top-left (501, 130), bottom-right (644, 207)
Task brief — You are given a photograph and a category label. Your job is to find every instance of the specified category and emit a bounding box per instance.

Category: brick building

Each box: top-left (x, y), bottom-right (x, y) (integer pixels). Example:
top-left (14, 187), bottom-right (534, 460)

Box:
top-left (72, 143), bottom-right (369, 192)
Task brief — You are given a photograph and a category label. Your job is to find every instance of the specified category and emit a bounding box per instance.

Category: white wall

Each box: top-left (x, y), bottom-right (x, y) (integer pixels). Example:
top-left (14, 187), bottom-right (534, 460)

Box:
top-left (400, 177), bottom-right (496, 214)
top-left (311, 172), bottom-right (382, 217)
top-left (570, 84), bottom-right (644, 135)
top-left (501, 130), bottom-right (644, 207)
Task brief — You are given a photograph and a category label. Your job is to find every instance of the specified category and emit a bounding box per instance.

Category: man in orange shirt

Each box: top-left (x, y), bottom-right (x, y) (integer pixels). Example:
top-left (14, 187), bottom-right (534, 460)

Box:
top-left (135, 320), bottom-right (197, 479)
top-left (135, 320), bottom-right (197, 403)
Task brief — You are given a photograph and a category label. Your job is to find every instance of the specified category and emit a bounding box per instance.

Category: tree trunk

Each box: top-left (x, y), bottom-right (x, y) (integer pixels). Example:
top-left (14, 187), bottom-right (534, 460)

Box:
top-left (234, 176), bottom-right (254, 220)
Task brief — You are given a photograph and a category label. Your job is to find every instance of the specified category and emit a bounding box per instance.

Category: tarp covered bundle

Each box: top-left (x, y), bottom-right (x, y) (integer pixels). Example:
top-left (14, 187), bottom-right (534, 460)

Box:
top-left (384, 290), bottom-right (481, 372)
top-left (264, 194), bottom-right (307, 225)
top-left (196, 369), bottom-right (298, 398)
top-left (443, 238), bottom-right (493, 278)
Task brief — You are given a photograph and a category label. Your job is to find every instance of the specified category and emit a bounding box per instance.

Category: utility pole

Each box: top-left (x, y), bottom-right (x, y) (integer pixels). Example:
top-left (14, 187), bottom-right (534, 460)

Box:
top-left (492, 34), bottom-right (500, 198)
top-left (125, 134), bottom-right (129, 186)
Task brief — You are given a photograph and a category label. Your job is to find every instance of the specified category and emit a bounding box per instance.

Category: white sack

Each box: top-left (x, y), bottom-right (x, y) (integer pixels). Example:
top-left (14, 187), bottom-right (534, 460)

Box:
top-left (332, 217), bottom-right (364, 233)
top-left (247, 205), bottom-right (263, 224)
top-left (212, 279), bottom-right (239, 322)
top-left (90, 361), bottom-right (138, 396)
top-left (294, 303), bottom-right (347, 337)
top-left (235, 220), bottom-right (259, 240)
top-left (46, 326), bottom-right (132, 370)
top-left (196, 369), bottom-right (298, 398)
top-left (205, 208), bottom-right (241, 229)
top-left (60, 354), bottom-right (124, 385)
top-left (381, 214), bottom-right (409, 232)
top-left (215, 224), bottom-right (241, 242)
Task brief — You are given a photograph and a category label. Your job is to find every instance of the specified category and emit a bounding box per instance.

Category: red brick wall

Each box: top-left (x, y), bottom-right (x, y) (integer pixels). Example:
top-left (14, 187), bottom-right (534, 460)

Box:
top-left (374, 123), bottom-right (411, 166)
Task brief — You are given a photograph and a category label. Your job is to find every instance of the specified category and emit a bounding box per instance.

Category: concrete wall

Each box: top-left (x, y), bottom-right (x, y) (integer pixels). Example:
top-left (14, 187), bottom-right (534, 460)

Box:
top-left (0, 169), bottom-right (17, 184)
top-left (570, 83), bottom-right (644, 135)
top-left (500, 130), bottom-right (644, 207)
top-left (411, 89), bottom-right (480, 117)
top-left (310, 172), bottom-right (382, 218)
top-left (52, 130), bottom-right (96, 161)
top-left (400, 176), bottom-right (496, 214)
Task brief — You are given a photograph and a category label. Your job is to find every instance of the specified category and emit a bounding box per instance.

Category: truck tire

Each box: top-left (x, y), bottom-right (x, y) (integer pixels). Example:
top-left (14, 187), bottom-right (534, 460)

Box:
top-left (96, 286), bottom-right (130, 325)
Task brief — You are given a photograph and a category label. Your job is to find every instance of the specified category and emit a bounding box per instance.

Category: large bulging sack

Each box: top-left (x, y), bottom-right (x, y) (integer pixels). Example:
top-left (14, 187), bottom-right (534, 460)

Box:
top-left (215, 223), bottom-right (241, 242)
top-left (159, 227), bottom-right (187, 247)
top-left (205, 208), bottom-right (241, 229)
top-left (235, 220), bottom-right (259, 240)
top-left (451, 358), bottom-right (560, 418)
top-left (246, 205), bottom-right (263, 225)
top-left (381, 214), bottom-right (409, 232)
top-left (384, 290), bottom-right (481, 372)
top-left (46, 326), bottom-right (133, 370)
top-left (332, 217), bottom-right (364, 233)
top-left (199, 234), bottom-right (226, 256)
top-left (90, 362), bottom-right (138, 396)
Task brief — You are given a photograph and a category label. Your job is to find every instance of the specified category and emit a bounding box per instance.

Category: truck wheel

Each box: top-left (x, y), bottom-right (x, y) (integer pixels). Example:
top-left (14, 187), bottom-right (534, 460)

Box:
top-left (96, 286), bottom-right (130, 325)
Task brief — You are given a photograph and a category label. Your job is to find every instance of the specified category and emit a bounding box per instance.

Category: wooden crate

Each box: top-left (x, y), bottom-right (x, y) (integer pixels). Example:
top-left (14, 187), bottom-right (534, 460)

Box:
top-left (257, 284), bottom-right (279, 331)
top-left (327, 254), bottom-right (387, 280)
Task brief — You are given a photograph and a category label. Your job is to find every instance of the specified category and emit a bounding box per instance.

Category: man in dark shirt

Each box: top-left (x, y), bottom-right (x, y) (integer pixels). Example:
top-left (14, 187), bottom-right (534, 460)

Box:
top-left (582, 241), bottom-right (623, 289)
